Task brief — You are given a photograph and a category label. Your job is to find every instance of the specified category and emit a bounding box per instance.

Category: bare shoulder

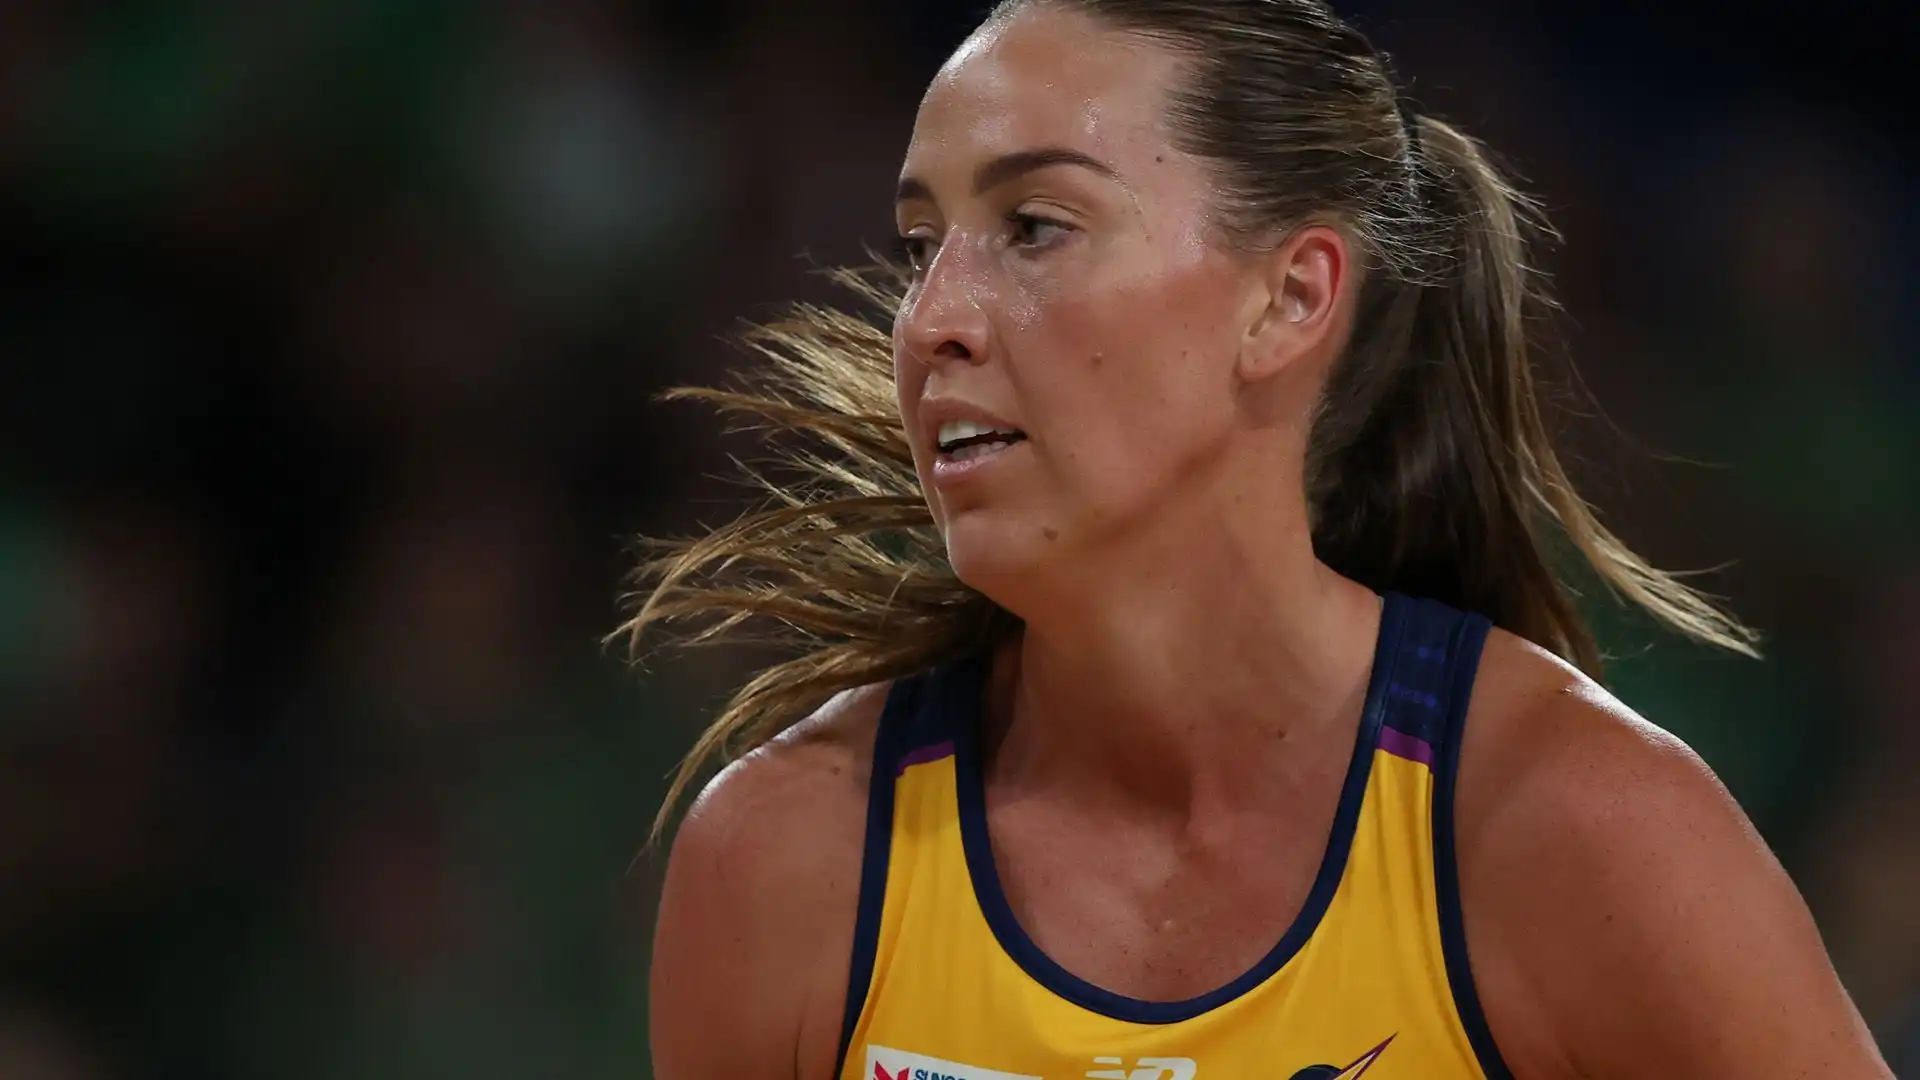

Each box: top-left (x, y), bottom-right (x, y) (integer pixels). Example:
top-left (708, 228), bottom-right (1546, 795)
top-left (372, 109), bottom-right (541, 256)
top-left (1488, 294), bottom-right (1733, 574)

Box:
top-left (675, 682), bottom-right (887, 864)
top-left (1455, 629), bottom-right (1715, 856)
top-left (650, 682), bottom-right (891, 1080)
top-left (1453, 630), bottom-right (1887, 1079)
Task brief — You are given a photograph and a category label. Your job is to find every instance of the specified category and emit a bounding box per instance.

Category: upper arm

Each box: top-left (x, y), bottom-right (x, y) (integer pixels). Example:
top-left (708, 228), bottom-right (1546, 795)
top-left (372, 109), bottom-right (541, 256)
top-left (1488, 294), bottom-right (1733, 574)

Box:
top-left (1458, 645), bottom-right (1891, 1079)
top-left (649, 687), bottom-right (884, 1080)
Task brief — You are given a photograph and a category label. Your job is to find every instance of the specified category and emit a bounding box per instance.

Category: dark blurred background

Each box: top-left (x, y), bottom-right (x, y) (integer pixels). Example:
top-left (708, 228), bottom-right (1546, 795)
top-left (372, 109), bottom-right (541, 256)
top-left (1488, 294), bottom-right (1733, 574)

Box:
top-left (0, 1), bottom-right (1914, 1076)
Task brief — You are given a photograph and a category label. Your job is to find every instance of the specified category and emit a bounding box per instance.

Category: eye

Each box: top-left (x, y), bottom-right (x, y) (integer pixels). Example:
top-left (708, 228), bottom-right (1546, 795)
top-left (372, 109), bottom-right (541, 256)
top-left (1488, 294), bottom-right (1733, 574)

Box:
top-left (1007, 211), bottom-right (1072, 250)
top-left (895, 233), bottom-right (935, 275)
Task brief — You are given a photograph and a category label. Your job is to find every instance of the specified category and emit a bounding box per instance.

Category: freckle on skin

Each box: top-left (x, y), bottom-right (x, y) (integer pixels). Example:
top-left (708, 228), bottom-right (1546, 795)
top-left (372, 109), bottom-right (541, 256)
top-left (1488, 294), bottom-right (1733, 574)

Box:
top-left (1043, 527), bottom-right (1059, 541)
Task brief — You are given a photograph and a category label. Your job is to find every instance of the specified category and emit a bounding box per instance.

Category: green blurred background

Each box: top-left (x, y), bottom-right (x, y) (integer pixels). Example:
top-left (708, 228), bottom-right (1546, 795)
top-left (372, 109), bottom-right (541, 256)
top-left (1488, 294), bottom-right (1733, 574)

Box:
top-left (0, 1), bottom-right (1914, 1076)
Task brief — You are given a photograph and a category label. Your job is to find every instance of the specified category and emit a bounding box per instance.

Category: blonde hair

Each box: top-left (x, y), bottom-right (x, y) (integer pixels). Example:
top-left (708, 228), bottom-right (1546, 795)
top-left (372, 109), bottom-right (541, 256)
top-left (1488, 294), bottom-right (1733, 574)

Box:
top-left (617, 0), bottom-right (1758, 840)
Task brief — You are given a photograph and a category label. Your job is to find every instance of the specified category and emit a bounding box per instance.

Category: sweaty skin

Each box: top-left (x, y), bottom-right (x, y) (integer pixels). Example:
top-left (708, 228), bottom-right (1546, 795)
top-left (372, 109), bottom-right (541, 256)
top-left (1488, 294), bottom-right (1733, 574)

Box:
top-left (649, 8), bottom-right (1893, 1079)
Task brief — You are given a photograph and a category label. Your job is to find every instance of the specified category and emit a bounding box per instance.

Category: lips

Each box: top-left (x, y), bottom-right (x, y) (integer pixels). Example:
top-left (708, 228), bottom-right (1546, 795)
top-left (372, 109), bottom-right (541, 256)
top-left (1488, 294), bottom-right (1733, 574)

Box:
top-left (918, 400), bottom-right (1028, 486)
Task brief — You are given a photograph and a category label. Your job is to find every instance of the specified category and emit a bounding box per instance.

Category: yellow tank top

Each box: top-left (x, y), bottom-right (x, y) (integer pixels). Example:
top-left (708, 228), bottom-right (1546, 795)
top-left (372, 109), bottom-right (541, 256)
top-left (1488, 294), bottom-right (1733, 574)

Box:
top-left (832, 594), bottom-right (1511, 1080)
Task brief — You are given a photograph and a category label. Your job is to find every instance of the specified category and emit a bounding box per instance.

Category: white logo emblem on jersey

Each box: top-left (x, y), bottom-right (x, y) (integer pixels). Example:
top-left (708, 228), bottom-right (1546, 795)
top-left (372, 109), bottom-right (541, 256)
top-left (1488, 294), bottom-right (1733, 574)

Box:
top-left (866, 1044), bottom-right (1041, 1080)
top-left (1087, 1057), bottom-right (1198, 1080)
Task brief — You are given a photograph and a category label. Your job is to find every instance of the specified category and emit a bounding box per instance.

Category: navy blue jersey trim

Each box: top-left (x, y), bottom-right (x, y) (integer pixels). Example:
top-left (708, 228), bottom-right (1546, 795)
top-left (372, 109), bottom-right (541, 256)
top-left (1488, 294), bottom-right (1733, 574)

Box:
top-left (951, 593), bottom-right (1414, 1024)
top-left (1430, 610), bottom-right (1517, 1080)
top-left (1377, 597), bottom-right (1463, 749)
top-left (831, 676), bottom-right (925, 1077)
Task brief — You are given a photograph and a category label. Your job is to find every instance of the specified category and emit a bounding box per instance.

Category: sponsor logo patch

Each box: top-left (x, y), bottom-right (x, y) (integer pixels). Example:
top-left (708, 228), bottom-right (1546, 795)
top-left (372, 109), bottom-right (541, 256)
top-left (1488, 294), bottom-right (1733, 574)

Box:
top-left (865, 1045), bottom-right (1043, 1080)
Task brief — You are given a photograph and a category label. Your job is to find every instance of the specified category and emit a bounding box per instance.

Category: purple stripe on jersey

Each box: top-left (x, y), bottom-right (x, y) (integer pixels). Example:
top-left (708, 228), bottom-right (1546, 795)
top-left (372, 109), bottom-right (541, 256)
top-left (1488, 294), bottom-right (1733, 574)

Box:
top-left (1378, 726), bottom-right (1435, 767)
top-left (895, 739), bottom-right (955, 774)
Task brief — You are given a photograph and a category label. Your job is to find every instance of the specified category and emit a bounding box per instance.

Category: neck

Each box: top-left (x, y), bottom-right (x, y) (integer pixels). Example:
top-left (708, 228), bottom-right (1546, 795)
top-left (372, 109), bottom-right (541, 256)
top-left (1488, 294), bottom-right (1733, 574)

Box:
top-left (988, 478), bottom-right (1383, 814)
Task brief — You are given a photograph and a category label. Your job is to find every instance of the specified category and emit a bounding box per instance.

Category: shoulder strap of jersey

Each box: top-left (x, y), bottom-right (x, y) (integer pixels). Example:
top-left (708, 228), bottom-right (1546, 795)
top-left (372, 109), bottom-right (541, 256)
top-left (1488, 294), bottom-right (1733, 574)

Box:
top-left (1397, 596), bottom-right (1513, 1080)
top-left (1374, 595), bottom-right (1492, 766)
top-left (833, 657), bottom-right (982, 1076)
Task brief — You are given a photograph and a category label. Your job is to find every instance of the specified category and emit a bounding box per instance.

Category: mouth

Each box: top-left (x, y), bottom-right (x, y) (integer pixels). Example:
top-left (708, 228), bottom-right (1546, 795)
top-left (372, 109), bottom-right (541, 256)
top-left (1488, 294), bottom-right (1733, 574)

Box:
top-left (935, 419), bottom-right (1028, 463)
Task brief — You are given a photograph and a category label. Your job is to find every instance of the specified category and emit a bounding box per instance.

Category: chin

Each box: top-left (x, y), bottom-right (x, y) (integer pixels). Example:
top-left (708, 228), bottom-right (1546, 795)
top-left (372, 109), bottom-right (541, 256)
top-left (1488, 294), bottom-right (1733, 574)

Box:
top-left (939, 510), bottom-right (1063, 606)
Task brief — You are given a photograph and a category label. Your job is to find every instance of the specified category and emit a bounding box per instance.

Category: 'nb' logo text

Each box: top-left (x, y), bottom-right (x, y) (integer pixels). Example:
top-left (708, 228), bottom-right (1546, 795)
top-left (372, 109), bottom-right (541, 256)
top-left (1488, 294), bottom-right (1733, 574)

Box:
top-left (1087, 1058), bottom-right (1198, 1080)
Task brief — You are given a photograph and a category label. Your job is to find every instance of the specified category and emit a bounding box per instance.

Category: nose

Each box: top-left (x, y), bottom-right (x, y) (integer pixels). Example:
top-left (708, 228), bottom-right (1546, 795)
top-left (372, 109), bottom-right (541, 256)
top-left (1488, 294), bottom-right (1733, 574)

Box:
top-left (895, 237), bottom-right (991, 370)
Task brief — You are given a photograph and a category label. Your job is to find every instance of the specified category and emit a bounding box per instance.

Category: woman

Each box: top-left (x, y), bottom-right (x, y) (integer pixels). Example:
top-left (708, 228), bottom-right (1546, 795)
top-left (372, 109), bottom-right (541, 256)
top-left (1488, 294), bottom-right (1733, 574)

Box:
top-left (631, 1), bottom-right (1892, 1077)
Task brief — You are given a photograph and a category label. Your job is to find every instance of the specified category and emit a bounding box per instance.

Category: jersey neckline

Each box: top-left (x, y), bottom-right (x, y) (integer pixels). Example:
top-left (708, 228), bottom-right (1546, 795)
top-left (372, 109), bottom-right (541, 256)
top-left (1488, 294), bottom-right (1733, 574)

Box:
top-left (947, 591), bottom-right (1413, 1025)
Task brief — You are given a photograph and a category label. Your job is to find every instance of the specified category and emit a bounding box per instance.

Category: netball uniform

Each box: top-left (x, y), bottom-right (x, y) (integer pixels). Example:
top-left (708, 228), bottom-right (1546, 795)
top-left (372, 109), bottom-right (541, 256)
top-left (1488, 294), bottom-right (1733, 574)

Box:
top-left (835, 593), bottom-right (1510, 1080)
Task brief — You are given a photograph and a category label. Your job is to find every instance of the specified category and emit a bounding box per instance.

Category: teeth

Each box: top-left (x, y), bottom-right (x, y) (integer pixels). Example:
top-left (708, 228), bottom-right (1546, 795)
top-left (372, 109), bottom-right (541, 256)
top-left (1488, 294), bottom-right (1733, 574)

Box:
top-left (937, 419), bottom-right (1021, 448)
top-left (949, 440), bottom-right (1014, 462)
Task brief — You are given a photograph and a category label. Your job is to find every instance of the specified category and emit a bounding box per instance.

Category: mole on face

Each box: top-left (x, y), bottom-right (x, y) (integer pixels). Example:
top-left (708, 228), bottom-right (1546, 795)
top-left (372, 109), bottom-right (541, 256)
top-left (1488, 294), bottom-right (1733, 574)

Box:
top-left (1043, 527), bottom-right (1060, 541)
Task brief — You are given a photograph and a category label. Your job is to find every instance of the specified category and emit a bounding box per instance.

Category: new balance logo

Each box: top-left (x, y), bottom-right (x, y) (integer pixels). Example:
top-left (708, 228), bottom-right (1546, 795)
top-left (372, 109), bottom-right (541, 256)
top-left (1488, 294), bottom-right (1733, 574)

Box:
top-left (1087, 1058), bottom-right (1198, 1080)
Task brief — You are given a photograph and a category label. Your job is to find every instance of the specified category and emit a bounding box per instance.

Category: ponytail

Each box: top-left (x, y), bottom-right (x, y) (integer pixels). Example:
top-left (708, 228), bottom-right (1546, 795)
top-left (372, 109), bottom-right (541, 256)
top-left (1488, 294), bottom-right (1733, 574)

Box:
top-left (1308, 115), bottom-right (1757, 670)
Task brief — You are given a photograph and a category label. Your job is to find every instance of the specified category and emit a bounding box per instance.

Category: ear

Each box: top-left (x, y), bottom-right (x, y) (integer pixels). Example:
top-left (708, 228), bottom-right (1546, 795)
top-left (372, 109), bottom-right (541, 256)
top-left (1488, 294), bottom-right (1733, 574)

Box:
top-left (1235, 224), bottom-right (1349, 384)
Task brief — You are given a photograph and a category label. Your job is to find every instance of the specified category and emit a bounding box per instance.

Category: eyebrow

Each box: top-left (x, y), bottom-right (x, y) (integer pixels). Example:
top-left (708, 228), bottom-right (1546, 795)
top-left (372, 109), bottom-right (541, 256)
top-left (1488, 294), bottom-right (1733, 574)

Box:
top-left (895, 146), bottom-right (1120, 205)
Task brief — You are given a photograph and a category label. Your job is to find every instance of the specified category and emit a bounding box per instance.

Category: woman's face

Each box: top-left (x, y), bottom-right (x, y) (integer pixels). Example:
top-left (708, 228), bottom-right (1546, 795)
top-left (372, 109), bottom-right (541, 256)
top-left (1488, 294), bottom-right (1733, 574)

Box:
top-left (893, 6), bottom-right (1341, 602)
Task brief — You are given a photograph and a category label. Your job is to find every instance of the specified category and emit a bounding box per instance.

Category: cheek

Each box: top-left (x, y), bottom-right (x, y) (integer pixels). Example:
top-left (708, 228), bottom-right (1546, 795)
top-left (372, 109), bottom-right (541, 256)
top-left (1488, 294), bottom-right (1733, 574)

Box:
top-left (1015, 261), bottom-right (1243, 500)
top-left (894, 347), bottom-right (935, 485)
top-left (1040, 367), bottom-right (1230, 511)
top-left (893, 349), bottom-right (916, 444)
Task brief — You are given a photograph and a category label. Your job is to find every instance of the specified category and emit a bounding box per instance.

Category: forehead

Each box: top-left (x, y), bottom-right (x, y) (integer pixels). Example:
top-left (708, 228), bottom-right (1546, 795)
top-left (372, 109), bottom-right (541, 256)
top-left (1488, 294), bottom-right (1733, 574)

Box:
top-left (905, 7), bottom-right (1184, 171)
